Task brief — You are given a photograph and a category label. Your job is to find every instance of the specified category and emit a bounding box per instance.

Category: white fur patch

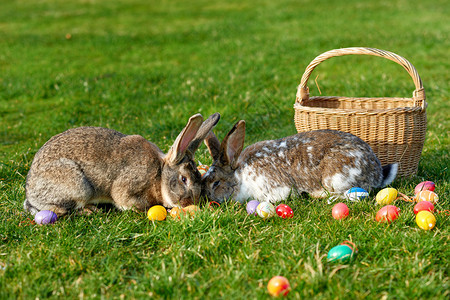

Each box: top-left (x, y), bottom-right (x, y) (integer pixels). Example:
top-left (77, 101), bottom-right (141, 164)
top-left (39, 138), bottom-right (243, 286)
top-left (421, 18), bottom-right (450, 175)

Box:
top-left (347, 167), bottom-right (362, 181)
top-left (90, 196), bottom-right (114, 205)
top-left (325, 173), bottom-right (349, 192)
top-left (234, 166), bottom-right (291, 203)
top-left (300, 138), bottom-right (311, 144)
top-left (345, 150), bottom-right (364, 159)
top-left (262, 146), bottom-right (271, 153)
top-left (278, 141), bottom-right (287, 148)
top-left (308, 152), bottom-right (314, 162)
top-left (204, 166), bottom-right (214, 177)
top-left (161, 187), bottom-right (179, 208)
top-left (381, 163), bottom-right (398, 187)
top-left (324, 167), bottom-right (362, 193)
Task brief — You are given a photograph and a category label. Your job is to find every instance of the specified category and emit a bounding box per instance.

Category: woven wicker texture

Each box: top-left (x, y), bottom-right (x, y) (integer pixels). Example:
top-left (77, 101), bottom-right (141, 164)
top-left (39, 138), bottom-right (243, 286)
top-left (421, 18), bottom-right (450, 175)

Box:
top-left (294, 47), bottom-right (427, 177)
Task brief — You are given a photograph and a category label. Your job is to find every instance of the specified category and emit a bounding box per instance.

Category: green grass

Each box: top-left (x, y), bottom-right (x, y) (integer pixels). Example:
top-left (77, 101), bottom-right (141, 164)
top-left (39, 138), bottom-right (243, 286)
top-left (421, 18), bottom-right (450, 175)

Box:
top-left (0, 0), bottom-right (449, 298)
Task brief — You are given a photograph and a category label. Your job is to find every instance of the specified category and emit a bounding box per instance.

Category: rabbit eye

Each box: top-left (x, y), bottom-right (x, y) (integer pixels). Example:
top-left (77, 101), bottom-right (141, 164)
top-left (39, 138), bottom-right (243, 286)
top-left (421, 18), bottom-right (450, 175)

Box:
top-left (181, 176), bottom-right (188, 184)
top-left (212, 181), bottom-right (220, 189)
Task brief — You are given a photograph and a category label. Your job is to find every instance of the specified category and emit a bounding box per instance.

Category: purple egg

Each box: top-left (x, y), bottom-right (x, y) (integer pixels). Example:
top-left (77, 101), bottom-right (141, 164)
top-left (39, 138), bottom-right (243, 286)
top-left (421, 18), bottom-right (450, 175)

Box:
top-left (35, 210), bottom-right (57, 225)
top-left (246, 200), bottom-right (260, 215)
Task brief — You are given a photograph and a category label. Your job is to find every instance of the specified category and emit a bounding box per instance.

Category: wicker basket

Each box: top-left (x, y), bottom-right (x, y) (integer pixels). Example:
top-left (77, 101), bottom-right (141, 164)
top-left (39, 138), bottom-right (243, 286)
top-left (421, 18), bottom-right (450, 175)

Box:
top-left (294, 47), bottom-right (427, 177)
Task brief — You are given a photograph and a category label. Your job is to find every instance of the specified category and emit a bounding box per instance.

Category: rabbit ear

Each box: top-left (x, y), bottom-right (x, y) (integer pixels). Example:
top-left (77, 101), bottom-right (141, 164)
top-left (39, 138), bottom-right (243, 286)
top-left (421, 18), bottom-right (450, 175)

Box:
top-left (186, 113), bottom-right (220, 155)
top-left (166, 114), bottom-right (204, 164)
top-left (220, 120), bottom-right (245, 168)
top-left (204, 131), bottom-right (221, 161)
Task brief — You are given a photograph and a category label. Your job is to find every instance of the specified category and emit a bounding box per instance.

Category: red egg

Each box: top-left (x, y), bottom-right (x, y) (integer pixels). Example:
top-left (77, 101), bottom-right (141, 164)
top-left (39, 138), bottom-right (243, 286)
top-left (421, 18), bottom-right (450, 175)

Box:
top-left (275, 204), bottom-right (294, 219)
top-left (413, 201), bottom-right (435, 215)
top-left (376, 205), bottom-right (400, 223)
top-left (332, 203), bottom-right (349, 220)
top-left (414, 181), bottom-right (435, 195)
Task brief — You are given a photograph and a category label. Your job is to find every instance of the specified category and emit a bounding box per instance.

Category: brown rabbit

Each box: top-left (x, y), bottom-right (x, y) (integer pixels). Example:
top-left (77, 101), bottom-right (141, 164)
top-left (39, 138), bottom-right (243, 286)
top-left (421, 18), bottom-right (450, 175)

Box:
top-left (24, 113), bottom-right (220, 216)
top-left (203, 120), bottom-right (397, 203)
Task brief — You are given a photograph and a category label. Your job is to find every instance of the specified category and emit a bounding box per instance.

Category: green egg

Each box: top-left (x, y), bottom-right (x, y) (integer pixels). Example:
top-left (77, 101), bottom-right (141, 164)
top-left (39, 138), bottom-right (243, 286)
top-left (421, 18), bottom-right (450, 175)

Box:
top-left (327, 245), bottom-right (354, 263)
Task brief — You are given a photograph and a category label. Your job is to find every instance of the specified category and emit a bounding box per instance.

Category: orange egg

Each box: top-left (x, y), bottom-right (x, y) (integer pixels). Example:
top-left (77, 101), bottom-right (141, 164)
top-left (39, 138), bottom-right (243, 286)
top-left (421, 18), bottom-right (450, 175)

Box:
top-left (169, 207), bottom-right (186, 219)
top-left (183, 205), bottom-right (201, 216)
top-left (267, 276), bottom-right (291, 297)
top-left (415, 190), bottom-right (439, 204)
top-left (197, 165), bottom-right (209, 177)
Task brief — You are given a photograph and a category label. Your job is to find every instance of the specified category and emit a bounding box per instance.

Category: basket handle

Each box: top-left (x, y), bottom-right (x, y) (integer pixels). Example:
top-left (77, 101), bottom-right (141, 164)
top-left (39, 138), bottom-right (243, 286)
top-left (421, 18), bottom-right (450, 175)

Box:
top-left (296, 47), bottom-right (426, 108)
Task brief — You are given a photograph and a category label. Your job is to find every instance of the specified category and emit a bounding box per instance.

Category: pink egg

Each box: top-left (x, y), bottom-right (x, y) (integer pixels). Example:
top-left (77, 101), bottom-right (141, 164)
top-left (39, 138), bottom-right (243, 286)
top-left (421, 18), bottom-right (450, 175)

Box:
top-left (332, 203), bottom-right (349, 220)
top-left (376, 205), bottom-right (400, 223)
top-left (413, 201), bottom-right (435, 215)
top-left (414, 181), bottom-right (435, 195)
top-left (275, 204), bottom-right (294, 219)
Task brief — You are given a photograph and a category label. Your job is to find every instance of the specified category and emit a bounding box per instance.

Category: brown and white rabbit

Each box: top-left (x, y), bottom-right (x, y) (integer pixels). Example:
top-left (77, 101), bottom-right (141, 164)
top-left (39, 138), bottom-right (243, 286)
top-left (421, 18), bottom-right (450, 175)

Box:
top-left (24, 113), bottom-right (220, 216)
top-left (203, 120), bottom-right (397, 203)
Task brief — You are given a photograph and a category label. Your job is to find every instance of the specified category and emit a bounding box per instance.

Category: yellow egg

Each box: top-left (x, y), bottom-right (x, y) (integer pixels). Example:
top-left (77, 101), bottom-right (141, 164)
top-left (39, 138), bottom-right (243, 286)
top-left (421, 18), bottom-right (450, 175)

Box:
top-left (415, 190), bottom-right (439, 204)
top-left (416, 211), bottom-right (436, 230)
top-left (376, 188), bottom-right (398, 205)
top-left (147, 205), bottom-right (167, 221)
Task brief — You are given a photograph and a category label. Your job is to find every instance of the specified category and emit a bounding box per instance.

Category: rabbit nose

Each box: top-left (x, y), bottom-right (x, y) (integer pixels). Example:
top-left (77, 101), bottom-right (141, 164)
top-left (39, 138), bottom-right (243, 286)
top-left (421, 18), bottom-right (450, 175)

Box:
top-left (191, 188), bottom-right (201, 200)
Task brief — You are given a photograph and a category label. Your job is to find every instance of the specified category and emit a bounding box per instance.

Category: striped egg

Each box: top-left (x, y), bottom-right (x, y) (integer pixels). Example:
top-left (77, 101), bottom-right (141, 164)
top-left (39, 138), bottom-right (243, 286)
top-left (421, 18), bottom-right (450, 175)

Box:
top-left (415, 190), bottom-right (439, 204)
top-left (256, 202), bottom-right (276, 219)
top-left (344, 187), bottom-right (369, 201)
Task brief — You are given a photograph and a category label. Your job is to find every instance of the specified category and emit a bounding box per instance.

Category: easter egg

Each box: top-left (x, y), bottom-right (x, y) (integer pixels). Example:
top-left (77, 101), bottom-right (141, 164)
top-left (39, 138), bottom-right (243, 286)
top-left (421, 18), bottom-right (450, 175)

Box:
top-left (197, 164), bottom-right (209, 177)
top-left (414, 181), bottom-right (435, 194)
top-left (415, 190), bottom-right (439, 204)
top-left (375, 188), bottom-right (398, 205)
top-left (183, 205), bottom-right (200, 216)
top-left (267, 276), bottom-right (291, 297)
top-left (246, 200), bottom-right (260, 215)
top-left (413, 201), bottom-right (435, 215)
top-left (416, 211), bottom-right (436, 230)
top-left (332, 203), bottom-right (349, 220)
top-left (147, 205), bottom-right (167, 221)
top-left (340, 240), bottom-right (358, 254)
top-left (275, 204), bottom-right (294, 219)
top-left (208, 201), bottom-right (220, 209)
top-left (344, 187), bottom-right (369, 201)
top-left (34, 210), bottom-right (57, 225)
top-left (375, 205), bottom-right (400, 223)
top-left (256, 202), bottom-right (275, 219)
top-left (169, 207), bottom-right (186, 219)
top-left (327, 244), bottom-right (354, 263)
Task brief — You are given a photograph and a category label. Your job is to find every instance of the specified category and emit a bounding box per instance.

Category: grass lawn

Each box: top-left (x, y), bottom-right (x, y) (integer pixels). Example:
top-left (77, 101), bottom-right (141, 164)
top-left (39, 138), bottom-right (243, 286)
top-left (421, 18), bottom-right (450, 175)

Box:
top-left (0, 0), bottom-right (448, 298)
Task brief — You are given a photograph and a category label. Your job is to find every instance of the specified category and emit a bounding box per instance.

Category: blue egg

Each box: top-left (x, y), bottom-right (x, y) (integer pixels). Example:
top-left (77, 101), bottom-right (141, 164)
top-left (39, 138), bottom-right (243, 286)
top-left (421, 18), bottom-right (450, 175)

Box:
top-left (344, 187), bottom-right (369, 201)
top-left (327, 245), bottom-right (354, 263)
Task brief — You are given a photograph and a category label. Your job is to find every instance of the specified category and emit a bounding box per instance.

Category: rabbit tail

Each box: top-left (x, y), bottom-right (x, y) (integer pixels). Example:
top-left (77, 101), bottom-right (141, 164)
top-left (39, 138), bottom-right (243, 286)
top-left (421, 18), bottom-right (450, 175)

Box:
top-left (380, 163), bottom-right (398, 187)
top-left (23, 199), bottom-right (40, 215)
